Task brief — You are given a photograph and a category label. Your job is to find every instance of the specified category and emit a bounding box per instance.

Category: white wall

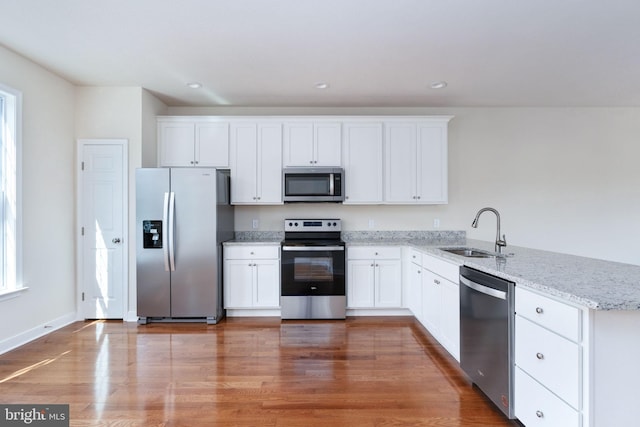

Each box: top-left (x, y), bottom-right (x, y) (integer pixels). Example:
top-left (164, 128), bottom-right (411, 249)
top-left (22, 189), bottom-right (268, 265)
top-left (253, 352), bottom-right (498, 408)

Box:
top-left (0, 45), bottom-right (76, 348)
top-left (76, 87), bottom-right (141, 320)
top-left (169, 106), bottom-right (640, 265)
top-left (142, 90), bottom-right (168, 167)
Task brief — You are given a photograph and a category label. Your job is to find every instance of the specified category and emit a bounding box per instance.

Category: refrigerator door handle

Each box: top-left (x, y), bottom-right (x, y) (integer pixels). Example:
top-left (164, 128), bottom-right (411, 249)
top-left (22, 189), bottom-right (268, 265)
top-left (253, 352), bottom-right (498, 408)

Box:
top-left (168, 191), bottom-right (176, 271)
top-left (162, 192), bottom-right (170, 272)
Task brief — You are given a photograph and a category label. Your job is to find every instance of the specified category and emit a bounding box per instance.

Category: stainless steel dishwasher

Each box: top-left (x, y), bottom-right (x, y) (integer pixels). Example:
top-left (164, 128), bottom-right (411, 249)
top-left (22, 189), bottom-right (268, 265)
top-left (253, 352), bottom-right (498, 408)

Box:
top-left (459, 265), bottom-right (515, 419)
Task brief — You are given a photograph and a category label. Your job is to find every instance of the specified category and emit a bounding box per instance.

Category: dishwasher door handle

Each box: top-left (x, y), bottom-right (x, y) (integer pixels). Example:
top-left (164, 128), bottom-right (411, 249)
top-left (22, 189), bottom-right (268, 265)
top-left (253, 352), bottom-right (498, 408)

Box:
top-left (460, 276), bottom-right (507, 300)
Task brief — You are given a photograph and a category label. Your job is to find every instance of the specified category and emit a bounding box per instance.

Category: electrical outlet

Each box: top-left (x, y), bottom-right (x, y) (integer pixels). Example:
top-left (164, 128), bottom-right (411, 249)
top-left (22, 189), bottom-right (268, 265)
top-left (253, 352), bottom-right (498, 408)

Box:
top-left (368, 219), bottom-right (375, 229)
top-left (433, 218), bottom-right (440, 228)
top-left (252, 219), bottom-right (259, 229)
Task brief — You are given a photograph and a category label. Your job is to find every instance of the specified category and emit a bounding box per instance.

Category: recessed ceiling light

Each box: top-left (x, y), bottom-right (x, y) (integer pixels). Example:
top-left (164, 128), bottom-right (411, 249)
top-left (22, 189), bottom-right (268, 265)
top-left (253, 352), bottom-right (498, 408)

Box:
top-left (430, 81), bottom-right (448, 89)
top-left (315, 82), bottom-right (329, 89)
top-left (186, 82), bottom-right (202, 89)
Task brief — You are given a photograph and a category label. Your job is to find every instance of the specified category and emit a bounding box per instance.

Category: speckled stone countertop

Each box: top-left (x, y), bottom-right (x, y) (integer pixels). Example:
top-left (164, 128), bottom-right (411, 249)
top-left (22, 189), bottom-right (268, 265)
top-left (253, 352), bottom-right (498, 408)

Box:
top-left (225, 230), bottom-right (640, 310)
top-left (223, 231), bottom-right (284, 245)
top-left (406, 239), bottom-right (639, 311)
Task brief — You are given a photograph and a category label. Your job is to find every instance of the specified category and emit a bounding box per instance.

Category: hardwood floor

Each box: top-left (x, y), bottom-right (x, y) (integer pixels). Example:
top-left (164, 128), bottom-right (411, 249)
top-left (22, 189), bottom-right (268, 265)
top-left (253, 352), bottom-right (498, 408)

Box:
top-left (0, 317), bottom-right (520, 426)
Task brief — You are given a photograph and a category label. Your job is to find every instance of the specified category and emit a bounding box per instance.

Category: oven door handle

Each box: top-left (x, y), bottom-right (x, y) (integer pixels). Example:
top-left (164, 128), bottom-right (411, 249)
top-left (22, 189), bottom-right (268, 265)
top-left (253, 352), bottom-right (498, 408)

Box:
top-left (460, 276), bottom-right (506, 300)
top-left (282, 245), bottom-right (345, 252)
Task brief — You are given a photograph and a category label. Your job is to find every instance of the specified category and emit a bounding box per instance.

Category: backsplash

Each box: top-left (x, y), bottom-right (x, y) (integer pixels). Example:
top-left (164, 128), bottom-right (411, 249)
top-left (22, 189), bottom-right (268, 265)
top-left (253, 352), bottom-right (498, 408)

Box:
top-left (233, 230), bottom-right (465, 244)
top-left (342, 230), bottom-right (465, 244)
top-left (234, 231), bottom-right (285, 241)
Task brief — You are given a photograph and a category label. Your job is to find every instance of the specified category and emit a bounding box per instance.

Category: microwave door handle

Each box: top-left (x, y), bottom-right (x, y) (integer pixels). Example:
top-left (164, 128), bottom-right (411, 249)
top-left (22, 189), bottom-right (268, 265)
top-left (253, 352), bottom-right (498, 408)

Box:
top-left (329, 173), bottom-right (334, 196)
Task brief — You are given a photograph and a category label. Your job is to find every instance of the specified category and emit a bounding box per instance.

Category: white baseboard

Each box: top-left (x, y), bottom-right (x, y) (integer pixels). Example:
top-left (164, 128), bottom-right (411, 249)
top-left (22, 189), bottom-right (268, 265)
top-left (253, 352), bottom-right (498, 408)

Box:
top-left (0, 311), bottom-right (77, 356)
top-left (226, 309), bottom-right (281, 317)
top-left (125, 310), bottom-right (139, 322)
top-left (346, 308), bottom-right (412, 317)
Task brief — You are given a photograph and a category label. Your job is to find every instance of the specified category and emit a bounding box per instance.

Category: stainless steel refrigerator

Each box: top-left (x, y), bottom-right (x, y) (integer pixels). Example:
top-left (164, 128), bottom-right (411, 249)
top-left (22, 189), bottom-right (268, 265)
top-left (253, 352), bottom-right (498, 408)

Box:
top-left (136, 168), bottom-right (234, 324)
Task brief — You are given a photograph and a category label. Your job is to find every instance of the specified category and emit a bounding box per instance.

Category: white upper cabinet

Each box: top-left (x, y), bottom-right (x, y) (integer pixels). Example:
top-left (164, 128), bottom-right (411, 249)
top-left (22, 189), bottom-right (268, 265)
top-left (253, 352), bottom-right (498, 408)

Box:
top-left (158, 117), bottom-right (229, 167)
top-left (342, 122), bottom-right (384, 204)
top-left (283, 121), bottom-right (342, 166)
top-left (155, 115), bottom-right (451, 205)
top-left (230, 122), bottom-right (283, 204)
top-left (384, 118), bottom-right (451, 204)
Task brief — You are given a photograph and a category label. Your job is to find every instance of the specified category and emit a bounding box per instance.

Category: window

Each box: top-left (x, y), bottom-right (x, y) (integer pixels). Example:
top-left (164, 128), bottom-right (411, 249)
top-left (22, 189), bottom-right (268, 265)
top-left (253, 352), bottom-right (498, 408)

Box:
top-left (0, 83), bottom-right (22, 297)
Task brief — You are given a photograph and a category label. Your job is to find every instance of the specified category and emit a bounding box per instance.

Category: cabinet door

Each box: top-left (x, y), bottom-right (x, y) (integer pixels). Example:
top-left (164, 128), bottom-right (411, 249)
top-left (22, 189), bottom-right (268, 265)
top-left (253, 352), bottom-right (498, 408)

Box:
top-left (375, 259), bottom-right (402, 307)
top-left (158, 122), bottom-right (195, 167)
top-left (342, 123), bottom-right (383, 204)
top-left (347, 260), bottom-right (375, 308)
top-left (416, 124), bottom-right (447, 203)
top-left (256, 123), bottom-right (283, 204)
top-left (385, 123), bottom-right (417, 203)
top-left (421, 269), bottom-right (440, 336)
top-left (195, 122), bottom-right (229, 167)
top-left (314, 122), bottom-right (342, 166)
top-left (230, 123), bottom-right (259, 203)
top-left (224, 260), bottom-right (254, 308)
top-left (439, 278), bottom-right (460, 360)
top-left (408, 264), bottom-right (423, 319)
top-left (254, 260), bottom-right (280, 307)
top-left (283, 122), bottom-right (314, 166)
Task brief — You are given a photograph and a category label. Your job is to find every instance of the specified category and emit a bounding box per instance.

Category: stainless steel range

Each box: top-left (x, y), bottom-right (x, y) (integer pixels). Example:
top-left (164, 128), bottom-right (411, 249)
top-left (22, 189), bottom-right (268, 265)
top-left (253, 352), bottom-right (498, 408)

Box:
top-left (280, 219), bottom-right (346, 319)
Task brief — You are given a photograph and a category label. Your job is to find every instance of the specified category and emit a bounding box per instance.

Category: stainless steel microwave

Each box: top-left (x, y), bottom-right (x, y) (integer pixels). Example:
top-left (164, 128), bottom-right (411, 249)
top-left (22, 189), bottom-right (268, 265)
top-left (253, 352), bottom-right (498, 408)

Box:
top-left (283, 167), bottom-right (344, 203)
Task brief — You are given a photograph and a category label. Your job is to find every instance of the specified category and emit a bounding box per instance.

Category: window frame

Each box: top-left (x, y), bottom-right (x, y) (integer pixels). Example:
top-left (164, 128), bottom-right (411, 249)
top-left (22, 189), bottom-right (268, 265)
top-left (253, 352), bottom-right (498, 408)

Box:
top-left (0, 82), bottom-right (24, 300)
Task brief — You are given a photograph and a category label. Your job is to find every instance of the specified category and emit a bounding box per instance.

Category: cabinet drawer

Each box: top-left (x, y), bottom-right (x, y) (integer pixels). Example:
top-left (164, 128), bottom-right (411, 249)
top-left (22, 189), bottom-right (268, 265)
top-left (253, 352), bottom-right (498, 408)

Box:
top-left (515, 367), bottom-right (580, 427)
top-left (515, 316), bottom-right (581, 409)
top-left (516, 286), bottom-right (581, 342)
top-left (408, 249), bottom-right (423, 265)
top-left (348, 246), bottom-right (401, 260)
top-left (421, 253), bottom-right (460, 283)
top-left (224, 245), bottom-right (280, 260)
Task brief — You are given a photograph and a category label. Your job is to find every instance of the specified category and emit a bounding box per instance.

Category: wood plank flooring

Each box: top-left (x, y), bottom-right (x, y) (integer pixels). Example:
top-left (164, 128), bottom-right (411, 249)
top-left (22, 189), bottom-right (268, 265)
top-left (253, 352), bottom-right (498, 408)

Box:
top-left (0, 317), bottom-right (521, 426)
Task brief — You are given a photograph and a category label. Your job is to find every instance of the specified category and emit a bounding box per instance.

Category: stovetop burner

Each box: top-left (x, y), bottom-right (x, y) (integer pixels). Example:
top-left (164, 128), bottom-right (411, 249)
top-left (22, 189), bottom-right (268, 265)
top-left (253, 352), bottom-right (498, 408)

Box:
top-left (282, 219), bottom-right (343, 245)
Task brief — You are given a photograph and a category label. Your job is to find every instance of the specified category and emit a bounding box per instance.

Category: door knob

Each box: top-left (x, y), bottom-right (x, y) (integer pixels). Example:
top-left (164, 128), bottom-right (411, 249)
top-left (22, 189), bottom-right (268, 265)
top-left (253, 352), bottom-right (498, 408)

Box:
top-left (112, 238), bottom-right (121, 244)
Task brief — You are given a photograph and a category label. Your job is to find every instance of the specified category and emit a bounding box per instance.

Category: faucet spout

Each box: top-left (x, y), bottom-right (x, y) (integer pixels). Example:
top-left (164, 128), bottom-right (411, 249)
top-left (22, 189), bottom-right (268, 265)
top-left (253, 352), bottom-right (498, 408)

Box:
top-left (471, 207), bottom-right (507, 253)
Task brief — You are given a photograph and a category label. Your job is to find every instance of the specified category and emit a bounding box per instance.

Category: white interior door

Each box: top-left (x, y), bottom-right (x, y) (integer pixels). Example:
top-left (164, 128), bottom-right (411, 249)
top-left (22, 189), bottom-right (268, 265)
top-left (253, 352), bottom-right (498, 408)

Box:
top-left (78, 139), bottom-right (128, 319)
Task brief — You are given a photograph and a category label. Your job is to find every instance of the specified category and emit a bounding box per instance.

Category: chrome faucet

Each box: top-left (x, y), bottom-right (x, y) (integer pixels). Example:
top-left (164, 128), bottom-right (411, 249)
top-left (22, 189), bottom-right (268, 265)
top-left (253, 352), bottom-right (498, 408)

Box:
top-left (472, 207), bottom-right (507, 254)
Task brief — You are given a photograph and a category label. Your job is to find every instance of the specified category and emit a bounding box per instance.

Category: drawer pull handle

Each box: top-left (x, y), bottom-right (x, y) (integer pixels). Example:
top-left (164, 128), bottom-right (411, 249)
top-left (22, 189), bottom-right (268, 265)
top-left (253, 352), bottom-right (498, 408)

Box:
top-left (535, 307), bottom-right (544, 314)
top-left (536, 410), bottom-right (544, 418)
top-left (434, 279), bottom-right (440, 285)
top-left (536, 352), bottom-right (544, 360)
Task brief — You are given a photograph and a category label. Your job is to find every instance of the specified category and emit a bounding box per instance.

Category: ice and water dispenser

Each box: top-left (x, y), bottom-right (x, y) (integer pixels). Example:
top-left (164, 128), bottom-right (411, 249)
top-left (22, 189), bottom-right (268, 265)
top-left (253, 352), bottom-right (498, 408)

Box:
top-left (142, 220), bottom-right (163, 248)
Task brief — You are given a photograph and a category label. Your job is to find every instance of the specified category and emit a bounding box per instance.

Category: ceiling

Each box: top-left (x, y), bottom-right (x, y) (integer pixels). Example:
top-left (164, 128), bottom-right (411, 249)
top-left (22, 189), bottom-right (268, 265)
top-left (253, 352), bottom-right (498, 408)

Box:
top-left (1, 0), bottom-right (639, 108)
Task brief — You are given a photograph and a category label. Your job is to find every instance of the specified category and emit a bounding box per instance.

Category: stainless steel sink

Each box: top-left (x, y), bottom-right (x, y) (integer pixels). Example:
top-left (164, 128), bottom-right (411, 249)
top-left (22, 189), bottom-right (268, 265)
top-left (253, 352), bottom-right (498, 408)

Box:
top-left (439, 247), bottom-right (501, 258)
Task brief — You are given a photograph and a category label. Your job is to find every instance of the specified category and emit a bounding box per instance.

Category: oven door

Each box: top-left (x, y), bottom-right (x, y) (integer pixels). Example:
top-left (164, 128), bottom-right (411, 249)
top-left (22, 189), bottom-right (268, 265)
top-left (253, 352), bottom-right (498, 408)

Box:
top-left (280, 245), bottom-right (345, 296)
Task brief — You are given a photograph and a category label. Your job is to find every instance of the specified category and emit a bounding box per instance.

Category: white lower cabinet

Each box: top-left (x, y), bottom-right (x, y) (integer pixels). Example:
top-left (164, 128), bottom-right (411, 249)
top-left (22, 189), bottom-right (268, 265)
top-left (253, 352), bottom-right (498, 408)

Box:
top-left (224, 245), bottom-right (280, 310)
top-left (347, 246), bottom-right (402, 308)
top-left (408, 250), bottom-right (424, 319)
top-left (515, 286), bottom-right (583, 427)
top-left (516, 368), bottom-right (580, 427)
top-left (415, 252), bottom-right (460, 361)
top-left (406, 249), bottom-right (460, 360)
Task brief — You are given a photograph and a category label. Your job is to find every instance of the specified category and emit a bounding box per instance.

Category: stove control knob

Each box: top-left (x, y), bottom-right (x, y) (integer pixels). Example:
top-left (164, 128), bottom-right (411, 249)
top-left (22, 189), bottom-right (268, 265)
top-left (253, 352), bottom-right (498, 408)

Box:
top-left (333, 222), bottom-right (337, 226)
top-left (294, 222), bottom-right (298, 227)
top-left (288, 222), bottom-right (293, 227)
top-left (327, 222), bottom-right (331, 227)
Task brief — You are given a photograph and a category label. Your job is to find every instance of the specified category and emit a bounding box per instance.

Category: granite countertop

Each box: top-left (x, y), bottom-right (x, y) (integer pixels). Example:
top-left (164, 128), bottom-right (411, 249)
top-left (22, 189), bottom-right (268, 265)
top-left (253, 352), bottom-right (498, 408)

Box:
top-left (224, 231), bottom-right (283, 246)
top-left (346, 235), bottom-right (640, 311)
top-left (226, 230), bottom-right (640, 310)
top-left (409, 239), bottom-right (640, 311)
top-left (224, 239), bottom-right (282, 246)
